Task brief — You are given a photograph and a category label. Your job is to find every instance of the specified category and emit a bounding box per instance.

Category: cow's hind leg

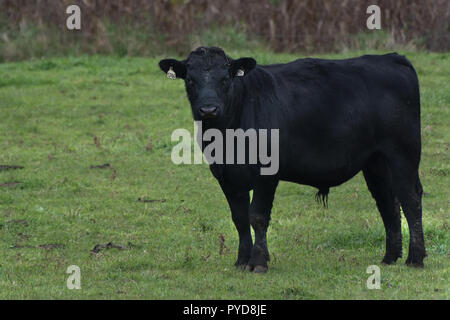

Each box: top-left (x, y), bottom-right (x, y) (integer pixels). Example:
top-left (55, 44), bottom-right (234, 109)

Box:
top-left (247, 179), bottom-right (278, 273)
top-left (388, 155), bottom-right (426, 267)
top-left (363, 153), bottom-right (402, 264)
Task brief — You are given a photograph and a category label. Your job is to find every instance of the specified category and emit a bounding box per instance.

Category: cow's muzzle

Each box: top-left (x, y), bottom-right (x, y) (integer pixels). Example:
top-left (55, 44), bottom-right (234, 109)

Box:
top-left (199, 106), bottom-right (219, 119)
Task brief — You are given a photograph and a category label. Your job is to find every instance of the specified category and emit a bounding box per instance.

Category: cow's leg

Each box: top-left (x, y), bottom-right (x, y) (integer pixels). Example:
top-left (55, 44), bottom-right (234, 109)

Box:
top-left (388, 155), bottom-right (426, 267)
top-left (363, 154), bottom-right (402, 264)
top-left (247, 179), bottom-right (279, 273)
top-left (219, 181), bottom-right (253, 268)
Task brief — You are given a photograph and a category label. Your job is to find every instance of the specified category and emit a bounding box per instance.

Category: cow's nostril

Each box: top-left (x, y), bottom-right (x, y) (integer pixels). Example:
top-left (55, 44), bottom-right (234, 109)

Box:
top-left (199, 106), bottom-right (219, 117)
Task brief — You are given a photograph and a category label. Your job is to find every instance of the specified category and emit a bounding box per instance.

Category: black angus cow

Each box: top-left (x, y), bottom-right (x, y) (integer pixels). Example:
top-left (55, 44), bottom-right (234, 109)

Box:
top-left (159, 47), bottom-right (426, 272)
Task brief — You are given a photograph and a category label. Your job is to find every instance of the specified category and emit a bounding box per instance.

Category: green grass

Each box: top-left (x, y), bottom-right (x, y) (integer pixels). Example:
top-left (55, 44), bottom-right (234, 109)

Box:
top-left (0, 50), bottom-right (448, 299)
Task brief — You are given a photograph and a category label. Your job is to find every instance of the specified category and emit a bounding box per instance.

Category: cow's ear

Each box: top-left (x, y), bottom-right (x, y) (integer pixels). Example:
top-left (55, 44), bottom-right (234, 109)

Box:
top-left (159, 59), bottom-right (187, 79)
top-left (230, 57), bottom-right (256, 77)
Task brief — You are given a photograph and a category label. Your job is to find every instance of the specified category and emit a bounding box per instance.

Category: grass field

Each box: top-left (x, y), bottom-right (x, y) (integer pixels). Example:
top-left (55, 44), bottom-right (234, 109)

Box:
top-left (0, 50), bottom-right (448, 299)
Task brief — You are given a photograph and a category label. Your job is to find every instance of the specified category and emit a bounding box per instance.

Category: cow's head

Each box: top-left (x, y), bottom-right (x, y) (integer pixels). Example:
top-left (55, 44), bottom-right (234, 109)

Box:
top-left (159, 47), bottom-right (256, 122)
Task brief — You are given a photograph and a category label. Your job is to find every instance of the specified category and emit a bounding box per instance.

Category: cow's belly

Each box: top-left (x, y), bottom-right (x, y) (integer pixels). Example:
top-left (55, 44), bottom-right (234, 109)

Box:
top-left (278, 142), bottom-right (374, 188)
top-left (279, 162), bottom-right (363, 188)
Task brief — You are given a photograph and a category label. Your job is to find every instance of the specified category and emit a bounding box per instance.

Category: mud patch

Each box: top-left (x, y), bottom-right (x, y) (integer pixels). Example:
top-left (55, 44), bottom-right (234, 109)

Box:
top-left (90, 163), bottom-right (111, 169)
top-left (0, 165), bottom-right (24, 171)
top-left (7, 219), bottom-right (28, 227)
top-left (0, 181), bottom-right (22, 188)
top-left (11, 243), bottom-right (65, 250)
top-left (90, 163), bottom-right (117, 181)
top-left (218, 233), bottom-right (230, 256)
top-left (137, 198), bottom-right (166, 203)
top-left (146, 137), bottom-right (153, 151)
top-left (90, 242), bottom-right (131, 254)
top-left (93, 136), bottom-right (101, 148)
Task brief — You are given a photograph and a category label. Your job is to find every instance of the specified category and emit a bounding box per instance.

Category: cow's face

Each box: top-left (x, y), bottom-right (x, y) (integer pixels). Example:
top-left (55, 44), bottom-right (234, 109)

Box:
top-left (159, 47), bottom-right (256, 122)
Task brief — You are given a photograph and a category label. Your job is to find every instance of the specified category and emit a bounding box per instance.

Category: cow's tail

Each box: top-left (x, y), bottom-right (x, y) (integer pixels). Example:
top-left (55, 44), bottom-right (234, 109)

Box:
top-left (315, 187), bottom-right (329, 208)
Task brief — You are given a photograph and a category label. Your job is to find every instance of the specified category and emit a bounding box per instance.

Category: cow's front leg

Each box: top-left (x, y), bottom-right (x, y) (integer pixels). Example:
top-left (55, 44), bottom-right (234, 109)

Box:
top-left (248, 179), bottom-right (279, 273)
top-left (219, 181), bottom-right (252, 269)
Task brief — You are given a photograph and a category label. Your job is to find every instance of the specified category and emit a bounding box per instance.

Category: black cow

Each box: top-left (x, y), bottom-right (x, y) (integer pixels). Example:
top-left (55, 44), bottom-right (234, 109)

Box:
top-left (159, 47), bottom-right (426, 272)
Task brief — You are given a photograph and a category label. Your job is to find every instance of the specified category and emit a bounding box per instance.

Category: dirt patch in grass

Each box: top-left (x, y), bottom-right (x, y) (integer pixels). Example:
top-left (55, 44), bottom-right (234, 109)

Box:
top-left (137, 198), bottom-right (166, 203)
top-left (7, 219), bottom-right (28, 227)
top-left (90, 163), bottom-right (111, 169)
top-left (0, 165), bottom-right (24, 171)
top-left (11, 243), bottom-right (65, 250)
top-left (218, 233), bottom-right (230, 256)
top-left (90, 242), bottom-right (131, 254)
top-left (0, 181), bottom-right (22, 188)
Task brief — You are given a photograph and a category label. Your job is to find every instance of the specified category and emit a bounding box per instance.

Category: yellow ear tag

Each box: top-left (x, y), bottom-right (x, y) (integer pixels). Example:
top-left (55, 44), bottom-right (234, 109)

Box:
top-left (236, 69), bottom-right (245, 77)
top-left (167, 66), bottom-right (176, 80)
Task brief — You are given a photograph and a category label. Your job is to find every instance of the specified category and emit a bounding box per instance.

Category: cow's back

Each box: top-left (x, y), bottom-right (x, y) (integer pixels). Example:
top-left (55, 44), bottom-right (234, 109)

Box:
top-left (242, 53), bottom-right (421, 187)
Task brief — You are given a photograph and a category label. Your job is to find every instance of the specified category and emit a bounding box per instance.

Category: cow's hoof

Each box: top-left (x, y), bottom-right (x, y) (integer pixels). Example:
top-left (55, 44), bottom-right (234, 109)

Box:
top-left (246, 264), bottom-right (268, 273)
top-left (252, 265), bottom-right (268, 273)
top-left (235, 264), bottom-right (248, 271)
top-left (381, 255), bottom-right (400, 265)
top-left (405, 260), bottom-right (424, 268)
top-left (381, 259), bottom-right (395, 265)
top-left (406, 262), bottom-right (424, 268)
top-left (405, 250), bottom-right (425, 268)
